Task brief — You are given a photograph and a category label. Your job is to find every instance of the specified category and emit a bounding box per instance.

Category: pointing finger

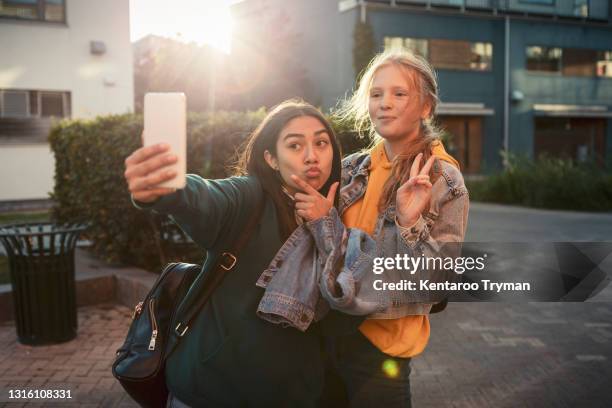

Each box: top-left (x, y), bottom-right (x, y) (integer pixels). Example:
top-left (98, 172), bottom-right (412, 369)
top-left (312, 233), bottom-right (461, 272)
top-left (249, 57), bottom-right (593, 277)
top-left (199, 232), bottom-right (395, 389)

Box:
top-left (294, 193), bottom-right (316, 203)
top-left (295, 201), bottom-right (314, 210)
top-left (290, 174), bottom-right (320, 195)
top-left (326, 182), bottom-right (339, 201)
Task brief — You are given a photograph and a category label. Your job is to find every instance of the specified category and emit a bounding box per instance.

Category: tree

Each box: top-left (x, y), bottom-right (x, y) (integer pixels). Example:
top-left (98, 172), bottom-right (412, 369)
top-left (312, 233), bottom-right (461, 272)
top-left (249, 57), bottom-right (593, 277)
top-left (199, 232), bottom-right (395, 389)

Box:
top-left (353, 20), bottom-right (376, 81)
top-left (133, 36), bottom-right (232, 113)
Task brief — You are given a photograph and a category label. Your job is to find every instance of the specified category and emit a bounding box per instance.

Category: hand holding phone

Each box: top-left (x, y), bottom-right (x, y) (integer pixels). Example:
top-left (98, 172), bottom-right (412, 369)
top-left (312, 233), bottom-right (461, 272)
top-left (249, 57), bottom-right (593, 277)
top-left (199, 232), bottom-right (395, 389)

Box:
top-left (142, 92), bottom-right (186, 189)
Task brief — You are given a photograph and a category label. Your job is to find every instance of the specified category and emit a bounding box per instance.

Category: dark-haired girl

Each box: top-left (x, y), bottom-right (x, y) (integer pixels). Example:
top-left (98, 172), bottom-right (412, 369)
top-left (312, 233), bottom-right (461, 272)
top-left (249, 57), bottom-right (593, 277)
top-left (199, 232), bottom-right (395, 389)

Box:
top-left (124, 100), bottom-right (342, 407)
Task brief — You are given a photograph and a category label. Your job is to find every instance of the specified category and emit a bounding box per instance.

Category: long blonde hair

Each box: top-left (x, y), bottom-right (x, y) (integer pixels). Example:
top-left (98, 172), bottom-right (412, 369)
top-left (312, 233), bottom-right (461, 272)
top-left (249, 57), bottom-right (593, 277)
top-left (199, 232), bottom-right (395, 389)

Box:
top-left (334, 48), bottom-right (444, 211)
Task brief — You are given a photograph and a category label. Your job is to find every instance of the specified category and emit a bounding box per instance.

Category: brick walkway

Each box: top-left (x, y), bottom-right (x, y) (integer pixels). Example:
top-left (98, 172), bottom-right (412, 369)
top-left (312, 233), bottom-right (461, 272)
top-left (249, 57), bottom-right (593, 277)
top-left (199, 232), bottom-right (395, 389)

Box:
top-left (0, 304), bottom-right (137, 407)
top-left (1, 302), bottom-right (611, 407)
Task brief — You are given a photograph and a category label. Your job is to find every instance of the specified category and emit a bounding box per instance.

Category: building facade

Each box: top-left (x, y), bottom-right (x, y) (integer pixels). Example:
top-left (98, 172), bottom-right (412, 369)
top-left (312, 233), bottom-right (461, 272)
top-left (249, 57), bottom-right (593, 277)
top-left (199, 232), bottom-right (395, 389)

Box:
top-left (0, 0), bottom-right (134, 201)
top-left (233, 0), bottom-right (612, 173)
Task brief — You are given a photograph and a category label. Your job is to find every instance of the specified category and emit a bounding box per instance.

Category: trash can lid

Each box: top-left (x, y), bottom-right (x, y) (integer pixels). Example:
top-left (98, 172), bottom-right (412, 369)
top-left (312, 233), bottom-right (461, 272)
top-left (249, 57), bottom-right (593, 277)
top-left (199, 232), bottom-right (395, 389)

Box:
top-left (0, 222), bottom-right (88, 238)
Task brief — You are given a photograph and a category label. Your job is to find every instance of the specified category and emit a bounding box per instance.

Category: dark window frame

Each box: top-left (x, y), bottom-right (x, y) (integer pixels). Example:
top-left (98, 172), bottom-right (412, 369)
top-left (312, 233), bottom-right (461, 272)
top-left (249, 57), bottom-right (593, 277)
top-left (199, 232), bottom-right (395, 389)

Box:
top-left (525, 45), bottom-right (563, 75)
top-left (572, 0), bottom-right (589, 18)
top-left (0, 89), bottom-right (71, 119)
top-left (525, 45), bottom-right (612, 79)
top-left (0, 0), bottom-right (66, 24)
top-left (383, 36), bottom-right (494, 72)
top-left (518, 0), bottom-right (555, 5)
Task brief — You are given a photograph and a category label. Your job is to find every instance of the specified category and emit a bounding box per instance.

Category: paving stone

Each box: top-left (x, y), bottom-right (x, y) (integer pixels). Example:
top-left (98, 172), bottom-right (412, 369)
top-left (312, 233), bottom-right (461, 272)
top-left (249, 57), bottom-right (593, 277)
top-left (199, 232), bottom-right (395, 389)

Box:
top-left (0, 304), bottom-right (133, 407)
top-left (412, 302), bottom-right (612, 407)
top-left (2, 299), bottom-right (612, 407)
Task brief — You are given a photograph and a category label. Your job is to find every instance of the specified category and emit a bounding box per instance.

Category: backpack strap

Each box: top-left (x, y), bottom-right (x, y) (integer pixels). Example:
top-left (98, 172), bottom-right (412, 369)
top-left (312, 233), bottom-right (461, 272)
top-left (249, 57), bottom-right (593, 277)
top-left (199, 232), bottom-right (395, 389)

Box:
top-left (166, 196), bottom-right (265, 352)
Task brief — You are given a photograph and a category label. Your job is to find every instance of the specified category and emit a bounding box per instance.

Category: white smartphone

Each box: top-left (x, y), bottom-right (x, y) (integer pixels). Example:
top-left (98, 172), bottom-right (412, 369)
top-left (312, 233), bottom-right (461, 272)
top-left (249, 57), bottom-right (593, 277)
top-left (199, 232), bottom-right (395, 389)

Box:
top-left (143, 92), bottom-right (187, 189)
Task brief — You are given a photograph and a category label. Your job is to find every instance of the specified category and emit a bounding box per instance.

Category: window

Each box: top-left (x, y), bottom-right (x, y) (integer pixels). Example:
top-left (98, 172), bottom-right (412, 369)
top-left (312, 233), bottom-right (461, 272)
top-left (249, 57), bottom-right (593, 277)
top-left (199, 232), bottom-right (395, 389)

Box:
top-left (526, 46), bottom-right (562, 72)
top-left (0, 89), bottom-right (70, 118)
top-left (430, 39), bottom-right (492, 71)
top-left (573, 0), bottom-right (588, 17)
top-left (596, 51), bottom-right (612, 78)
top-left (562, 48), bottom-right (597, 76)
top-left (526, 46), bottom-right (612, 78)
top-left (0, 0), bottom-right (65, 22)
top-left (534, 117), bottom-right (606, 165)
top-left (519, 0), bottom-right (554, 4)
top-left (405, 38), bottom-right (428, 59)
top-left (384, 37), bottom-right (405, 51)
top-left (0, 90), bottom-right (29, 117)
top-left (0, 0), bottom-right (38, 19)
top-left (384, 37), bottom-right (492, 71)
top-left (40, 92), bottom-right (66, 116)
top-left (384, 37), bottom-right (428, 59)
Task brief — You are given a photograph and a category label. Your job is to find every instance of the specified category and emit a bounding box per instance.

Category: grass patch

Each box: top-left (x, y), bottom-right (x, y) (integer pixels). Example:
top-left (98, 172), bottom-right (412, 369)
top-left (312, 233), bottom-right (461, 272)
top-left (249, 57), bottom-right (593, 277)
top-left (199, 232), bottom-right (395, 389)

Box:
top-left (0, 210), bottom-right (51, 225)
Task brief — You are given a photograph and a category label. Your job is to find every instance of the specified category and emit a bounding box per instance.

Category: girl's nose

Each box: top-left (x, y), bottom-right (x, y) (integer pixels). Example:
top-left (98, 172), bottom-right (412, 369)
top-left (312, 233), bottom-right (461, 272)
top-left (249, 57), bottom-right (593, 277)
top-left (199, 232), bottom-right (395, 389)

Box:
top-left (304, 145), bottom-right (318, 164)
top-left (381, 93), bottom-right (393, 110)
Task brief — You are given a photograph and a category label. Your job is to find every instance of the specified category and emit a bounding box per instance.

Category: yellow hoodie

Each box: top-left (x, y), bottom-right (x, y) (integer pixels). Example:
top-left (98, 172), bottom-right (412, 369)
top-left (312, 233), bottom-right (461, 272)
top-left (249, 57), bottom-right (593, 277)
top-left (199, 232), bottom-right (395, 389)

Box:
top-left (342, 140), bottom-right (459, 358)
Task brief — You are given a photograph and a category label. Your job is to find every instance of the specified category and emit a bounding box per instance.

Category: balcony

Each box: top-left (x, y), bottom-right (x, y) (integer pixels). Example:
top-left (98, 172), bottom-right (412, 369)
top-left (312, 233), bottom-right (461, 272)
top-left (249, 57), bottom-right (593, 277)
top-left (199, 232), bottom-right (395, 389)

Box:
top-left (361, 0), bottom-right (610, 21)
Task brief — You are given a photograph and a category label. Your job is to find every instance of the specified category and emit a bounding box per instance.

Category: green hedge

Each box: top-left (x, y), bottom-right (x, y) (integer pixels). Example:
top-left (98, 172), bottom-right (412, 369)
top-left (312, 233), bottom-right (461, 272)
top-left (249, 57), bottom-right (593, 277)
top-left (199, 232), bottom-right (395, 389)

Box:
top-left (467, 153), bottom-right (612, 212)
top-left (49, 111), bottom-right (368, 271)
top-left (49, 111), bottom-right (612, 272)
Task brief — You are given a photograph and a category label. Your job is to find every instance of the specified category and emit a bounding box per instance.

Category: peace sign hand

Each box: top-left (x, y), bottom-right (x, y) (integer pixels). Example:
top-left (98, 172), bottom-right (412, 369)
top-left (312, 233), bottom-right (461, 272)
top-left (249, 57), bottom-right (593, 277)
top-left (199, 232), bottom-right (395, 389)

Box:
top-left (290, 175), bottom-right (339, 222)
top-left (396, 153), bottom-right (436, 228)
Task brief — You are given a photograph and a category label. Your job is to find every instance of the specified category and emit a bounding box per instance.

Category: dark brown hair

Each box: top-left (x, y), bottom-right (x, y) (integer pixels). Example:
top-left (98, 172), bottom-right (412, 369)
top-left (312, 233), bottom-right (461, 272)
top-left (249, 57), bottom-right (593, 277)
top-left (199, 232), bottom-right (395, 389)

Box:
top-left (235, 99), bottom-right (342, 240)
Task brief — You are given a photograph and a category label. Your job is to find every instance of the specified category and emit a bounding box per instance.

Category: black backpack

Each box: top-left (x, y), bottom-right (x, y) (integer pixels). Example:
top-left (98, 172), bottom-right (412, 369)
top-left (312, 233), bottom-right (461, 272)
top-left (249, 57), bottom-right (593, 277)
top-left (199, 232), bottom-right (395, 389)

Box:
top-left (112, 201), bottom-right (263, 408)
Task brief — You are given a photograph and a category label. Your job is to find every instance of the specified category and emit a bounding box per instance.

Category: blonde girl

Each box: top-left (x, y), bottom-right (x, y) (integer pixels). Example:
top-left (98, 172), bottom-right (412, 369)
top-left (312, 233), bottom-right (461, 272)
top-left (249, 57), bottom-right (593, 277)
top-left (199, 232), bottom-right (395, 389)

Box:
top-left (293, 48), bottom-right (469, 407)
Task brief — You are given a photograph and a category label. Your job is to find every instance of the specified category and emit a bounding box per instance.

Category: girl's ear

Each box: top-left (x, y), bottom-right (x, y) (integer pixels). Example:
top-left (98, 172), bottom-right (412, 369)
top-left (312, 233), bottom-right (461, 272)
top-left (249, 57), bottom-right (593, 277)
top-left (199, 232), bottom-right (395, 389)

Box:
top-left (264, 150), bottom-right (278, 170)
top-left (421, 100), bottom-right (432, 120)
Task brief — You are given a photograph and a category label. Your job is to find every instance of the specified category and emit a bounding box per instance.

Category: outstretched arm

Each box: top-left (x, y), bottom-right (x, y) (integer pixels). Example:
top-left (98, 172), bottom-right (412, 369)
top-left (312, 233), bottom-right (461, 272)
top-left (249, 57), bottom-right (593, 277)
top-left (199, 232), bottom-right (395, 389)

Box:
top-left (125, 143), bottom-right (261, 249)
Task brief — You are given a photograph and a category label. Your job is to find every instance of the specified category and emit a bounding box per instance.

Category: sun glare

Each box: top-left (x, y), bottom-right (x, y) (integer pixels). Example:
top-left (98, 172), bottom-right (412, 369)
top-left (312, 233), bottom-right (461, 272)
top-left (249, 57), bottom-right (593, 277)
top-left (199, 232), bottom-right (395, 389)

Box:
top-left (174, 2), bottom-right (234, 53)
top-left (131, 0), bottom-right (235, 53)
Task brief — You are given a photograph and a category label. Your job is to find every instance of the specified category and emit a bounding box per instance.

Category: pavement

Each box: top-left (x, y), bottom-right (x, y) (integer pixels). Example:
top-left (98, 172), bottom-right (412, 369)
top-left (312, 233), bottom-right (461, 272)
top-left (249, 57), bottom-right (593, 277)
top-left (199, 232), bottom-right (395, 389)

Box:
top-left (0, 304), bottom-right (137, 407)
top-left (415, 302), bottom-right (612, 408)
top-left (466, 202), bottom-right (612, 242)
top-left (0, 202), bottom-right (610, 407)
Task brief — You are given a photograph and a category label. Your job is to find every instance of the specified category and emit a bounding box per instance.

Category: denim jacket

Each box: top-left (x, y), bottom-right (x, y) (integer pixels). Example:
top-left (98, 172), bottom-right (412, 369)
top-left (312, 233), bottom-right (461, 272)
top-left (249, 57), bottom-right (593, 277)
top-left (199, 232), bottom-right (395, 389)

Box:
top-left (257, 150), bottom-right (469, 331)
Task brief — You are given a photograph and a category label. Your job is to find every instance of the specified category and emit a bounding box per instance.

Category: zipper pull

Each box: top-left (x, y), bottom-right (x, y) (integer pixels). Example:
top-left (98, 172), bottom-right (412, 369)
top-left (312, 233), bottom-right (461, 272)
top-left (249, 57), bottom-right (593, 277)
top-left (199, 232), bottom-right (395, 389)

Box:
top-left (148, 330), bottom-right (158, 351)
top-left (132, 301), bottom-right (144, 320)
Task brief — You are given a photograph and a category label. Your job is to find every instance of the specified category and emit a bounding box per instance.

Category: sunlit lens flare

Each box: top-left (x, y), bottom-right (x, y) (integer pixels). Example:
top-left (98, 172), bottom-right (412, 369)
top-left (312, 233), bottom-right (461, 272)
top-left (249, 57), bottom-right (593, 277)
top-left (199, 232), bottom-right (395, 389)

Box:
top-left (382, 359), bottom-right (400, 378)
top-left (174, 4), bottom-right (234, 53)
top-left (130, 0), bottom-right (235, 54)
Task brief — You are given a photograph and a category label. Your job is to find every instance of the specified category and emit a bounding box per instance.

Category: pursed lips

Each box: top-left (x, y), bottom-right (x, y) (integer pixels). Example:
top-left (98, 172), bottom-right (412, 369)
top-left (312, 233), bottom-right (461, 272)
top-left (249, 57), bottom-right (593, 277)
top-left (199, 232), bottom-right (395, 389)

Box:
top-left (304, 167), bottom-right (321, 178)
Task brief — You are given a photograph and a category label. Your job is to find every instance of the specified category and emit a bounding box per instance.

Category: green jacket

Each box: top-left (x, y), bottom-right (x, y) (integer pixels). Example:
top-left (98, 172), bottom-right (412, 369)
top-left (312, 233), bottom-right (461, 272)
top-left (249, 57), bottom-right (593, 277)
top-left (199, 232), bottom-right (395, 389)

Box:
top-left (142, 174), bottom-right (324, 407)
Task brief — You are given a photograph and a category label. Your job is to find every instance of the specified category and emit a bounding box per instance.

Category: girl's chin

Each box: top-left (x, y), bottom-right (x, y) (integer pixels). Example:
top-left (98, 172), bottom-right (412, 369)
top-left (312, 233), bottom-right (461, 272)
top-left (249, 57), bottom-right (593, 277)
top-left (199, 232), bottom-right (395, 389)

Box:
top-left (306, 180), bottom-right (324, 191)
top-left (285, 180), bottom-right (322, 195)
top-left (377, 130), bottom-right (415, 142)
top-left (376, 129), bottom-right (401, 139)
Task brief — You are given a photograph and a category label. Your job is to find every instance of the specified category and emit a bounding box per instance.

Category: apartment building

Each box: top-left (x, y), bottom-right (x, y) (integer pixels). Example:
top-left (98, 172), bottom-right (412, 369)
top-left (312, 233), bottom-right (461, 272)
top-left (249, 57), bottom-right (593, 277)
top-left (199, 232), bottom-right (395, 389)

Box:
top-left (0, 0), bottom-right (133, 201)
top-left (232, 0), bottom-right (612, 173)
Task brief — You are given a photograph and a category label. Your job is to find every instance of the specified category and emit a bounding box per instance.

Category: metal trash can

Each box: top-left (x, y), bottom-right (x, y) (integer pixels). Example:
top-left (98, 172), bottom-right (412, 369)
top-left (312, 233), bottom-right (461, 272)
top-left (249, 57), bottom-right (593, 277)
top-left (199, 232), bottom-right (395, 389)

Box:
top-left (0, 223), bottom-right (87, 345)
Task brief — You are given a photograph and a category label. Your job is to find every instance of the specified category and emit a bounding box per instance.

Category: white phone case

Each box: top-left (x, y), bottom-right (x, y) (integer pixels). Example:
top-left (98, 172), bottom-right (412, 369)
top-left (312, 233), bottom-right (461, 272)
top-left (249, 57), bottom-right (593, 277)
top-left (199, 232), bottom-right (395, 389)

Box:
top-left (143, 92), bottom-right (187, 189)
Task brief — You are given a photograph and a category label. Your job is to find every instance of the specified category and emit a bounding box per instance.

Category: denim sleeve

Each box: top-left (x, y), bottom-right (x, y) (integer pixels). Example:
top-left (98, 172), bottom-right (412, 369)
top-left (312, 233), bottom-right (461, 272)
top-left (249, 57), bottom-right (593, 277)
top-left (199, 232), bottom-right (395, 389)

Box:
top-left (305, 209), bottom-right (387, 316)
top-left (394, 191), bottom-right (470, 303)
top-left (305, 187), bottom-right (470, 315)
top-left (396, 192), bottom-right (469, 251)
top-left (255, 225), bottom-right (328, 332)
top-left (131, 174), bottom-right (262, 249)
